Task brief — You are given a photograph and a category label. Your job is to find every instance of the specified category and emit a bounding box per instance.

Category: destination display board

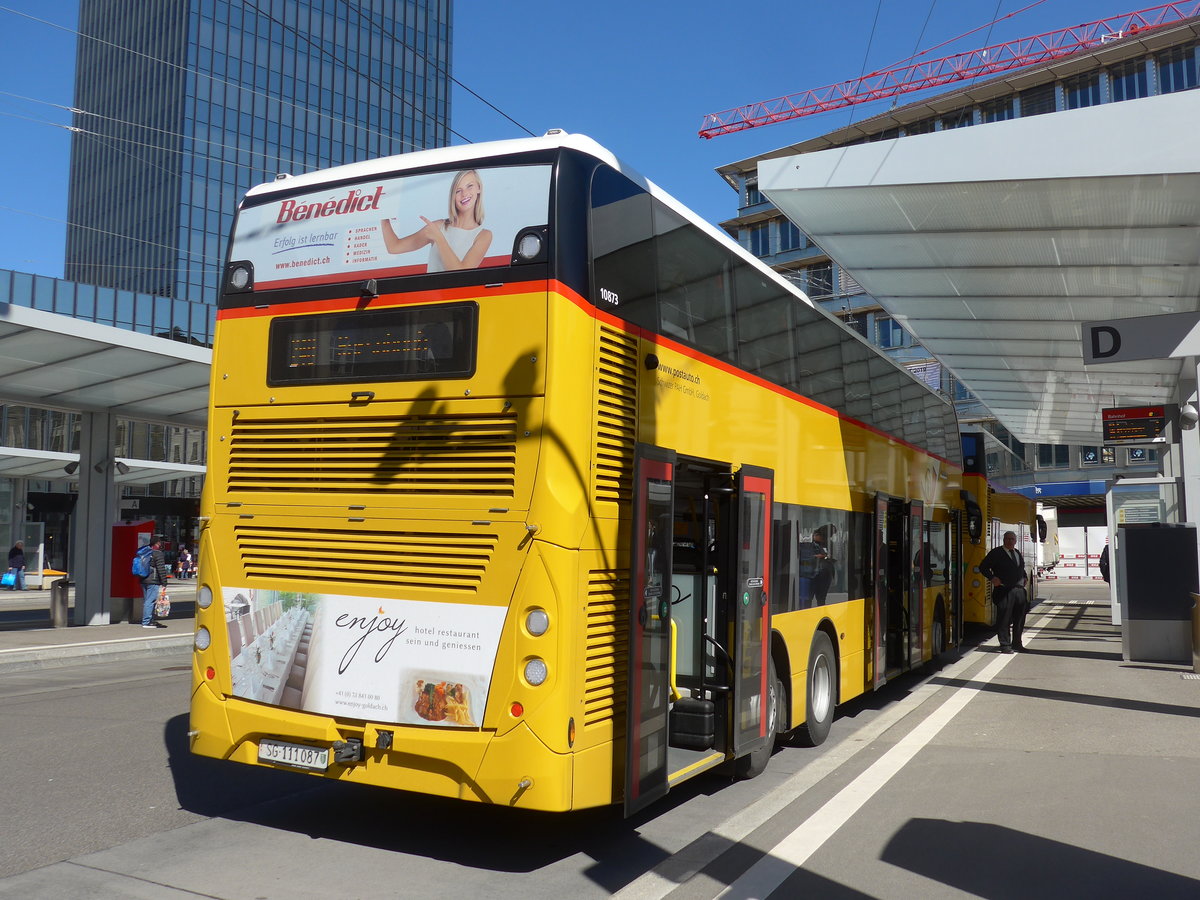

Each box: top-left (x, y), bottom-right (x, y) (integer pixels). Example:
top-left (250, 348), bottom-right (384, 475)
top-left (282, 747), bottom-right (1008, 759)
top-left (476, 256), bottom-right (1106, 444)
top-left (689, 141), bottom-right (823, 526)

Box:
top-left (1101, 405), bottom-right (1168, 443)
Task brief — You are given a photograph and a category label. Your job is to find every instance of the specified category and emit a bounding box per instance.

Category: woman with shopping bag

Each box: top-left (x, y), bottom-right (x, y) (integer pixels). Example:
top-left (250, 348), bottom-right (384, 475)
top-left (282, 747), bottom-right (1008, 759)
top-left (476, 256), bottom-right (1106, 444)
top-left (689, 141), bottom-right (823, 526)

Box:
top-left (5, 541), bottom-right (26, 590)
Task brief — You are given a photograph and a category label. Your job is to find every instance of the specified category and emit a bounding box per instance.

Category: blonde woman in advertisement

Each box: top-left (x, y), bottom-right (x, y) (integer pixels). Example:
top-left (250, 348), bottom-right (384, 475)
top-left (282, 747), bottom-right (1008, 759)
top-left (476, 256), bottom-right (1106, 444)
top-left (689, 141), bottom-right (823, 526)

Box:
top-left (380, 169), bottom-right (493, 271)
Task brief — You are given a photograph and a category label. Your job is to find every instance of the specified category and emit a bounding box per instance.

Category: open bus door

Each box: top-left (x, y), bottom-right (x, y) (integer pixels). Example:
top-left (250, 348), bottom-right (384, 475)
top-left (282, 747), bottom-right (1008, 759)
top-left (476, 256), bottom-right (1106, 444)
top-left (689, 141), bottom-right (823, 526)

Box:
top-left (873, 494), bottom-right (890, 689)
top-left (907, 499), bottom-right (925, 665)
top-left (624, 445), bottom-right (675, 817)
top-left (874, 494), bottom-right (922, 686)
top-left (950, 510), bottom-right (964, 648)
top-left (729, 466), bottom-right (773, 759)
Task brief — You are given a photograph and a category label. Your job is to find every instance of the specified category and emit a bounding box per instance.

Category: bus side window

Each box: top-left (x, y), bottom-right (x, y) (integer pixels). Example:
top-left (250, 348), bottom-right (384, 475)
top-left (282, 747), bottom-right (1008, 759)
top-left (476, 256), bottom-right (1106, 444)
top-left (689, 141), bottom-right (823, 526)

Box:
top-left (654, 205), bottom-right (735, 364)
top-left (589, 166), bottom-right (656, 332)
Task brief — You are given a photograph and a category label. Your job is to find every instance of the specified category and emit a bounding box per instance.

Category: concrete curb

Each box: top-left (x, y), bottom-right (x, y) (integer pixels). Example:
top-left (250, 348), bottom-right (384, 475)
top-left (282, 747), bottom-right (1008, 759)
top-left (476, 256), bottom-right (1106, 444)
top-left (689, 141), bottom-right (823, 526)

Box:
top-left (0, 633), bottom-right (193, 674)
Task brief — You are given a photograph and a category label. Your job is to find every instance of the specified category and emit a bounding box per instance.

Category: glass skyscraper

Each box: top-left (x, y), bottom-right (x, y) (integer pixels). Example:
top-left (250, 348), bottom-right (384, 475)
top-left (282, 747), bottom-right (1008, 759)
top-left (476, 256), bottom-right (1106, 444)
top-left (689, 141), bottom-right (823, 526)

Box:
top-left (65, 0), bottom-right (452, 321)
top-left (0, 1), bottom-right (452, 568)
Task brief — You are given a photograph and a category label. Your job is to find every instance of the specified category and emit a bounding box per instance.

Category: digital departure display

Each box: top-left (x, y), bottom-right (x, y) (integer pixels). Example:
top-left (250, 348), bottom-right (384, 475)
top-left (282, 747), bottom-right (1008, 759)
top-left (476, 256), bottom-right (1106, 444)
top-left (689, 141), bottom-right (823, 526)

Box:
top-left (1101, 405), bottom-right (1168, 443)
top-left (267, 303), bottom-right (477, 385)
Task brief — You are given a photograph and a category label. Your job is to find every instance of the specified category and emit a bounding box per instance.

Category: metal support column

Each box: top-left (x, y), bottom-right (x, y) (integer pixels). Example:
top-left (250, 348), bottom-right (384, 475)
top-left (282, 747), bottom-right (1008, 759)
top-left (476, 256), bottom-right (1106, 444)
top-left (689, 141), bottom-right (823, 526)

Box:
top-left (1179, 362), bottom-right (1200, 586)
top-left (71, 411), bottom-right (118, 625)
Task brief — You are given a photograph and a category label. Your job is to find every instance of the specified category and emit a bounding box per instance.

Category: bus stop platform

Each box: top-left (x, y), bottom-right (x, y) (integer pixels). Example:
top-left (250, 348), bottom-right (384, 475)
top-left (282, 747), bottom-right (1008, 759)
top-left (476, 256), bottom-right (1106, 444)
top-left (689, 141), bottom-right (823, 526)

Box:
top-left (613, 578), bottom-right (1200, 898)
top-left (0, 582), bottom-right (195, 672)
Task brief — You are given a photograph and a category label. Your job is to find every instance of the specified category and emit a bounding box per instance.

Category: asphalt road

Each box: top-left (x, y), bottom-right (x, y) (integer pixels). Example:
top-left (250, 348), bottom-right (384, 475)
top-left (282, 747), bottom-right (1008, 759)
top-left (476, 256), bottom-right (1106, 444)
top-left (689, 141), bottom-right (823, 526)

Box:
top-left (0, 653), bottom-right (317, 879)
top-left (0, 644), bottom-right (956, 899)
top-left (3, 589), bottom-right (1197, 899)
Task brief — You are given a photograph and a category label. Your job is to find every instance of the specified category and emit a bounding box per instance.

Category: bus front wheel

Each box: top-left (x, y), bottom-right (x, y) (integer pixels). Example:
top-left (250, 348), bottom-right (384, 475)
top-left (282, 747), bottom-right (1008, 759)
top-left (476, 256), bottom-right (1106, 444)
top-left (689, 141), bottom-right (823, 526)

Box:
top-left (793, 630), bottom-right (836, 748)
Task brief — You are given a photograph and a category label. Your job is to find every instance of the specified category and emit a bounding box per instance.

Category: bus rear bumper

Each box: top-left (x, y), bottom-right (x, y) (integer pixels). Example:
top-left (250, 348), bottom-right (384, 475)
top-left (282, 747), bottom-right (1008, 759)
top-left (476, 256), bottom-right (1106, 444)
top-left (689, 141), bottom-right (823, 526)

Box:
top-left (189, 684), bottom-right (586, 811)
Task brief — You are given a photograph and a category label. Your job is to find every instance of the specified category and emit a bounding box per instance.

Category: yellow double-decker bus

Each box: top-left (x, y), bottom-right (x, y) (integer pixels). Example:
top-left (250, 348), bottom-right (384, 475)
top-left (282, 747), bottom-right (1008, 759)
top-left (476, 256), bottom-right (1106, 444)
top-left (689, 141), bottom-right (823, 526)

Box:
top-left (958, 433), bottom-right (1039, 627)
top-left (190, 132), bottom-right (973, 814)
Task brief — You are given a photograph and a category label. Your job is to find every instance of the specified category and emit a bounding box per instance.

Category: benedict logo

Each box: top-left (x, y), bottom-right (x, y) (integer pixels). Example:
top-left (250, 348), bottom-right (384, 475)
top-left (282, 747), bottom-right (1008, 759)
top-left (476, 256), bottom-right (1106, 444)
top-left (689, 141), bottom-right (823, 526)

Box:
top-left (276, 186), bottom-right (384, 224)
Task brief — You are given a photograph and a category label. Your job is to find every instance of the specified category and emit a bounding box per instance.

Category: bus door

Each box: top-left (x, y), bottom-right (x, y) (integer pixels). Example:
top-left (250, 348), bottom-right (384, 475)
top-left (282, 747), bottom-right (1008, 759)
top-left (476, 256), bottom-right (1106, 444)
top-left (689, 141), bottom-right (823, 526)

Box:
top-left (907, 500), bottom-right (925, 665)
top-left (874, 494), bottom-right (918, 685)
top-left (729, 467), bottom-right (773, 758)
top-left (950, 510), bottom-right (964, 648)
top-left (873, 494), bottom-right (889, 688)
top-left (625, 445), bottom-right (676, 817)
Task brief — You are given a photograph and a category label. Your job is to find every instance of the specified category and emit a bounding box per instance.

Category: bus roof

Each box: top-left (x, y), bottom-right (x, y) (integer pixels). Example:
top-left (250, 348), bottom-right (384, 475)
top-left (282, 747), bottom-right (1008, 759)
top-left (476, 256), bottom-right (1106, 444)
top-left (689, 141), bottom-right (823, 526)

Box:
top-left (239, 132), bottom-right (957, 448)
top-left (245, 131), bottom-right (619, 200)
top-left (241, 131), bottom-right (817, 311)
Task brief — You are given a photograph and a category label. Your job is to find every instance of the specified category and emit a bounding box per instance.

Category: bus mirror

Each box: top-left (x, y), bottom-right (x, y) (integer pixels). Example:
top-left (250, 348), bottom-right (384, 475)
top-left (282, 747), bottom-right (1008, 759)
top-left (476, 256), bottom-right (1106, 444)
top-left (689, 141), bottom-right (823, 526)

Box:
top-left (1036, 515), bottom-right (1047, 542)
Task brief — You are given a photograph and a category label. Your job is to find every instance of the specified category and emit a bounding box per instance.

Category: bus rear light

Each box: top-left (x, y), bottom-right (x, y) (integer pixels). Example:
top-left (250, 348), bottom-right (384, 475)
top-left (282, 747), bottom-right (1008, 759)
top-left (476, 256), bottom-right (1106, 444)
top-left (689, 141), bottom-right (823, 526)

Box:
top-left (513, 226), bottom-right (547, 263)
top-left (510, 701), bottom-right (524, 718)
top-left (523, 658), bottom-right (548, 686)
top-left (568, 717), bottom-right (575, 748)
top-left (197, 586), bottom-right (213, 609)
top-left (525, 609), bottom-right (550, 636)
top-left (205, 666), bottom-right (216, 680)
top-left (226, 262), bottom-right (253, 292)
top-left (194, 626), bottom-right (211, 651)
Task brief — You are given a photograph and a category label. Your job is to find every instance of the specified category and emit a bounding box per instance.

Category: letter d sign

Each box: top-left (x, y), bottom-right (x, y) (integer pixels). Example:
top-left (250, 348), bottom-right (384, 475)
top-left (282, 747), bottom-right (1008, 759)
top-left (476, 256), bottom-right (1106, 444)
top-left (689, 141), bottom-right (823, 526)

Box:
top-left (1089, 325), bottom-right (1121, 361)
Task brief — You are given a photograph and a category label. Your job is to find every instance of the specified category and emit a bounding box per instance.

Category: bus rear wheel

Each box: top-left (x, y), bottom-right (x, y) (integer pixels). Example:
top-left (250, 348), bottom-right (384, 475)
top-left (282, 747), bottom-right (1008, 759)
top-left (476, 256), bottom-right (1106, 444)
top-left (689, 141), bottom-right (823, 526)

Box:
top-left (734, 658), bottom-right (780, 779)
top-left (793, 630), bottom-right (836, 748)
top-left (931, 601), bottom-right (947, 658)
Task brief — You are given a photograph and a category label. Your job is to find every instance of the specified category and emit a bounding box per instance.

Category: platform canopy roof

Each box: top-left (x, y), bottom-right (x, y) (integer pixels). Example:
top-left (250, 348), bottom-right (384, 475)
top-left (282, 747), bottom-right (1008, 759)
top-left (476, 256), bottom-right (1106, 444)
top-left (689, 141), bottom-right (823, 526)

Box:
top-left (0, 303), bottom-right (211, 428)
top-left (0, 304), bottom-right (212, 483)
top-left (758, 89), bottom-right (1200, 445)
top-left (0, 446), bottom-right (206, 486)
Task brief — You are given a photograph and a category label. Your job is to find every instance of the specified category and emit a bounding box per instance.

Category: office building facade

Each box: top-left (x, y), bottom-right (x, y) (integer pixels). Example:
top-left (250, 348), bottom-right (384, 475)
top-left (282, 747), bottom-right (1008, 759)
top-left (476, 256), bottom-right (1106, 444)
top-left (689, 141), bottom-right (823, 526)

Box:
top-left (4, 0), bottom-right (452, 572)
top-left (66, 0), bottom-right (452, 317)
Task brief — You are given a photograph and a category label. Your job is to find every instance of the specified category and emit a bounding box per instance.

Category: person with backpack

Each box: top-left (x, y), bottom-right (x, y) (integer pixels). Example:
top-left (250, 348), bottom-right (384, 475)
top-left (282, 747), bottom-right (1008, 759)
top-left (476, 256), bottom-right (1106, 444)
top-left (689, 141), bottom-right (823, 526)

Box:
top-left (135, 536), bottom-right (171, 628)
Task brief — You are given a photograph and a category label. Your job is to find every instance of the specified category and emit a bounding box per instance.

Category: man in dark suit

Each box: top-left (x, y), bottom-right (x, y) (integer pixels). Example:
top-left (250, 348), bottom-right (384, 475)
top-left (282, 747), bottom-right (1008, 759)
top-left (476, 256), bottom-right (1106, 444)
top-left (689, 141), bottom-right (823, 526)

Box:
top-left (979, 531), bottom-right (1029, 654)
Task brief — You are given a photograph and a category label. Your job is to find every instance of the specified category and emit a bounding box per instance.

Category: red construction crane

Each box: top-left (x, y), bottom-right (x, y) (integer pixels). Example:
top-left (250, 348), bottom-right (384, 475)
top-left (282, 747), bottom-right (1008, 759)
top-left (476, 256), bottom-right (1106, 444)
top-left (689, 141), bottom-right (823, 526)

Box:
top-left (699, 1), bottom-right (1200, 138)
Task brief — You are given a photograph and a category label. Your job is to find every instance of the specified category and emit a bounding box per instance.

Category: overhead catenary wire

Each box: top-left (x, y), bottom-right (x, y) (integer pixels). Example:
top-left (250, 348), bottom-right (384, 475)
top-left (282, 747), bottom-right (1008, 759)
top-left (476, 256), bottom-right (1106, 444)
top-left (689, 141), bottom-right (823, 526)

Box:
top-left (845, 0), bottom-right (886, 131)
top-left (327, 0), bottom-right (536, 138)
top-left (0, 1), bottom-right (533, 283)
top-left (0, 2), bottom-right (518, 153)
top-left (0, 7), bottom-right (428, 153)
top-left (0, 94), bottom-right (325, 180)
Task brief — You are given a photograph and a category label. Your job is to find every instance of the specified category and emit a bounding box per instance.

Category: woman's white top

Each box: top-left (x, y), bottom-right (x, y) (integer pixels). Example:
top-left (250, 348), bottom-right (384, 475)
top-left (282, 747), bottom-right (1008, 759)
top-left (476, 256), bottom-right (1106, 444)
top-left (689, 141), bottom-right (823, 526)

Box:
top-left (427, 223), bottom-right (483, 272)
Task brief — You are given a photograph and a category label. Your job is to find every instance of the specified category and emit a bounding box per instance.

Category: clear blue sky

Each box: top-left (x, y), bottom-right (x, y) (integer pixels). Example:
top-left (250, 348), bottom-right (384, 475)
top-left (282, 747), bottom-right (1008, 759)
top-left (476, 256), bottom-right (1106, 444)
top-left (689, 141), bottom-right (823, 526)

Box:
top-left (0, 0), bottom-right (1129, 280)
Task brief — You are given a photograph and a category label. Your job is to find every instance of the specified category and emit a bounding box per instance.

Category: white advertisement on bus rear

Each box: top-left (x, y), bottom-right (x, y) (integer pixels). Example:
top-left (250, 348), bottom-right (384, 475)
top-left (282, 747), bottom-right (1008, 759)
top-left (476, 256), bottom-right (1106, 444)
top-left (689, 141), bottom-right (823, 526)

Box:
top-left (223, 587), bottom-right (508, 727)
top-left (232, 164), bottom-right (552, 290)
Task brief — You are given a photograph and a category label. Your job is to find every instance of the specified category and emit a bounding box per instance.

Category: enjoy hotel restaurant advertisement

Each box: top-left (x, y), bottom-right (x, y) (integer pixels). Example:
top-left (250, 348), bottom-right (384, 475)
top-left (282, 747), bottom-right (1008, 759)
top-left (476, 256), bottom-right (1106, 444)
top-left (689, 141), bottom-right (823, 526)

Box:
top-left (231, 164), bottom-right (552, 290)
top-left (224, 588), bottom-right (508, 728)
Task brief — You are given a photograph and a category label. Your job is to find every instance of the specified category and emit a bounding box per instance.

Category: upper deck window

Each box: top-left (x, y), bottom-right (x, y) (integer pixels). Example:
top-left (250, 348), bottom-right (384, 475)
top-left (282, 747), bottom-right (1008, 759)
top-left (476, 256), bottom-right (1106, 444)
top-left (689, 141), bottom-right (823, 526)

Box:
top-left (228, 164), bottom-right (551, 294)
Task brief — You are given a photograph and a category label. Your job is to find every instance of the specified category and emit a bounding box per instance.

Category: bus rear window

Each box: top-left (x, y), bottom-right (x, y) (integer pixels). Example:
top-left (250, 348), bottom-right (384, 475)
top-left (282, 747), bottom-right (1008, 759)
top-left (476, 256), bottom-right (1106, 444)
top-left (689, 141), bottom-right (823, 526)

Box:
top-left (267, 303), bottom-right (477, 385)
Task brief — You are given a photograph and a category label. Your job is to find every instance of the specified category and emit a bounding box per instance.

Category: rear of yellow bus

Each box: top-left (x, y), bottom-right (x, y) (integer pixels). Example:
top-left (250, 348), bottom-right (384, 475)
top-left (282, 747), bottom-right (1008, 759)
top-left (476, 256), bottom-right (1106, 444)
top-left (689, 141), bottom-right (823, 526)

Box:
top-left (188, 142), bottom-right (612, 811)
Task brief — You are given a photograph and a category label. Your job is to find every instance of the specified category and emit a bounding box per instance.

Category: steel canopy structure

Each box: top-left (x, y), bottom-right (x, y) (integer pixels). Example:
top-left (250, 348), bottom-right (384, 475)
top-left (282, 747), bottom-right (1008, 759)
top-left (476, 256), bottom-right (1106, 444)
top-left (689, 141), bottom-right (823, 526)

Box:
top-left (0, 303), bottom-right (211, 428)
top-left (757, 88), bottom-right (1200, 446)
top-left (0, 302), bottom-right (212, 624)
top-left (0, 446), bottom-right (205, 486)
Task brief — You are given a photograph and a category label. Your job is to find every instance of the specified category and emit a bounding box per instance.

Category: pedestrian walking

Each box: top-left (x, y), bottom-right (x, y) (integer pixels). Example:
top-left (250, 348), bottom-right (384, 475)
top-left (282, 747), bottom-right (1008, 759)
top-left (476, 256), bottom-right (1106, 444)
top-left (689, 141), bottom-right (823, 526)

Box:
top-left (5, 540), bottom-right (26, 591)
